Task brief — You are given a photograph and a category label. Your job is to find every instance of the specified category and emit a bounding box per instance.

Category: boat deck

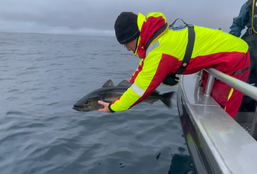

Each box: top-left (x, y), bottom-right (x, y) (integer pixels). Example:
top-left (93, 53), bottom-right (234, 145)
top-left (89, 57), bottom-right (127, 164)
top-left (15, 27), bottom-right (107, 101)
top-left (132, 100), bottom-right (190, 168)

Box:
top-left (177, 73), bottom-right (257, 174)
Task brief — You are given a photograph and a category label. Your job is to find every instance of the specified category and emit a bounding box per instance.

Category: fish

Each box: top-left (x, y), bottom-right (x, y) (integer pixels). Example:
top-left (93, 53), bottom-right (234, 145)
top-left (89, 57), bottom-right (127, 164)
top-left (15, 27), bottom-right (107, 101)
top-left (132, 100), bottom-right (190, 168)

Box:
top-left (73, 79), bottom-right (175, 112)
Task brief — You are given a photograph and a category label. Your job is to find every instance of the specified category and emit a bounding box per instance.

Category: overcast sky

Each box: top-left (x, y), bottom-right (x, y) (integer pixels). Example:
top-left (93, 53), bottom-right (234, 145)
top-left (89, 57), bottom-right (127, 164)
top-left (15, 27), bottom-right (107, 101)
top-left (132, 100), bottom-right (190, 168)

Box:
top-left (0, 0), bottom-right (247, 36)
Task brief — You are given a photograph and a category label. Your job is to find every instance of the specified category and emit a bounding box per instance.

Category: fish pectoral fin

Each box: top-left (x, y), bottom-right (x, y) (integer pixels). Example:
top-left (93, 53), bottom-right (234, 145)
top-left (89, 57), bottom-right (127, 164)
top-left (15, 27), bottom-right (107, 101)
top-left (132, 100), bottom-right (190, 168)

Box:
top-left (117, 80), bottom-right (132, 87)
top-left (102, 79), bottom-right (114, 87)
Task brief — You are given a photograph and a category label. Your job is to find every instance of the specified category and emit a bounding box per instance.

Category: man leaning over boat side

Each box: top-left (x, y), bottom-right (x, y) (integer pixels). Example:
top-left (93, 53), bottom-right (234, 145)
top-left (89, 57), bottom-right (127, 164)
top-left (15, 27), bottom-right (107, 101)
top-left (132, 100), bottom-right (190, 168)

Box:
top-left (97, 11), bottom-right (250, 118)
top-left (229, 0), bottom-right (257, 112)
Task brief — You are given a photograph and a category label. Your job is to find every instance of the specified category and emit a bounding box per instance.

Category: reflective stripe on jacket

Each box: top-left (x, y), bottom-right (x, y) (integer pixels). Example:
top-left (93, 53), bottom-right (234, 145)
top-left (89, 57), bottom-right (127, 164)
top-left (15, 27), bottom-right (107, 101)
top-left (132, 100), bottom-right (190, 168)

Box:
top-left (110, 12), bottom-right (249, 112)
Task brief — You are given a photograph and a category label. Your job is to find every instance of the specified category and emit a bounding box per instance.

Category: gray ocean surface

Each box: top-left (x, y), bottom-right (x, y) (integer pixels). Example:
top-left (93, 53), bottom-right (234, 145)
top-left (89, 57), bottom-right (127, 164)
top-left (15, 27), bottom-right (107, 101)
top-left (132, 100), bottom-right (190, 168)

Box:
top-left (0, 32), bottom-right (195, 174)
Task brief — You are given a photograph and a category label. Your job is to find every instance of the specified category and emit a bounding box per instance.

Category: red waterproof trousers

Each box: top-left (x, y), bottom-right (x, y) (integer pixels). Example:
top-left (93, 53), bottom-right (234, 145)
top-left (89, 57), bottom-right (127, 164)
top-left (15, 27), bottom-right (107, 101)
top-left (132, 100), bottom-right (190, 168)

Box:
top-left (201, 52), bottom-right (250, 118)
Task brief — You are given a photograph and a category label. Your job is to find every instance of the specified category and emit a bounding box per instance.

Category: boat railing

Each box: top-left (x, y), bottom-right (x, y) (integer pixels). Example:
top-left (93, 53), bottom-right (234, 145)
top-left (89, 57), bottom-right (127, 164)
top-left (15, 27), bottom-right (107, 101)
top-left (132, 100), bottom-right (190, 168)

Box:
top-left (204, 68), bottom-right (257, 136)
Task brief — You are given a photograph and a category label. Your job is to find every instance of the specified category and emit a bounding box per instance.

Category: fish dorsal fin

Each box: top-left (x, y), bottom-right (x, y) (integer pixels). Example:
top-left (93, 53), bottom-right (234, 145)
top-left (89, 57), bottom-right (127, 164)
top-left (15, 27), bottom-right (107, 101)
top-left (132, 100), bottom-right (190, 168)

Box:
top-left (118, 80), bottom-right (132, 87)
top-left (102, 79), bottom-right (114, 87)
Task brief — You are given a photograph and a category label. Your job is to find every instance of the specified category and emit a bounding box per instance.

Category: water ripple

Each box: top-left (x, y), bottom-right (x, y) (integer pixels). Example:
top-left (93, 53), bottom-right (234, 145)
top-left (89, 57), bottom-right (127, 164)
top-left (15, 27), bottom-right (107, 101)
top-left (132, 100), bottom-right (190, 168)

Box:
top-left (0, 32), bottom-right (194, 174)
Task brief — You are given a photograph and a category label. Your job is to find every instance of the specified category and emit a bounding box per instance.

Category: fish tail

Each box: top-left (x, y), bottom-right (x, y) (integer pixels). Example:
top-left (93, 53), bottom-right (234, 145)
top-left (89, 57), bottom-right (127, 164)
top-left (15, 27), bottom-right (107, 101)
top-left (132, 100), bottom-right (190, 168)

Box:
top-left (161, 91), bottom-right (175, 108)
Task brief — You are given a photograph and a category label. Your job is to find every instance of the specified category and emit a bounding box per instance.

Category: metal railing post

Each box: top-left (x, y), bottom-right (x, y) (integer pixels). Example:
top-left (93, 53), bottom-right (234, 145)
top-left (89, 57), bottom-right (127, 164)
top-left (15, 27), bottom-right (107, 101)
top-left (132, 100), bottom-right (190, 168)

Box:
top-left (204, 68), bottom-right (257, 138)
top-left (204, 74), bottom-right (215, 96)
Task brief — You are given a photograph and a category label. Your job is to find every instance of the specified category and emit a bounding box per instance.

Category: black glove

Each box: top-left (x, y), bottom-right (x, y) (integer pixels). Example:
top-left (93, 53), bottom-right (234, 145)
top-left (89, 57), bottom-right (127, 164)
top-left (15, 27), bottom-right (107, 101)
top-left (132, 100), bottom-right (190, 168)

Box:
top-left (162, 73), bottom-right (179, 87)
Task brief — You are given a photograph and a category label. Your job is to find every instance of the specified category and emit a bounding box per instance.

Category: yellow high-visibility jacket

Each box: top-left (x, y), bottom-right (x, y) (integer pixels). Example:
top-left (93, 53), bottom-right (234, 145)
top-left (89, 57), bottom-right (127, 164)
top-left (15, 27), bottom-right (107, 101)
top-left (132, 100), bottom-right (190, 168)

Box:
top-left (110, 12), bottom-right (249, 112)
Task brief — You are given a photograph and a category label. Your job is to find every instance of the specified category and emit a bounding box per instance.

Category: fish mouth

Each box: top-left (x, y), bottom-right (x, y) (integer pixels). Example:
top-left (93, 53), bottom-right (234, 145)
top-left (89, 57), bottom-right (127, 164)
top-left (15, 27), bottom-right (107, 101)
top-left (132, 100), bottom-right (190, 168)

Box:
top-left (73, 106), bottom-right (81, 111)
top-left (72, 105), bottom-right (89, 112)
top-left (72, 106), bottom-right (81, 111)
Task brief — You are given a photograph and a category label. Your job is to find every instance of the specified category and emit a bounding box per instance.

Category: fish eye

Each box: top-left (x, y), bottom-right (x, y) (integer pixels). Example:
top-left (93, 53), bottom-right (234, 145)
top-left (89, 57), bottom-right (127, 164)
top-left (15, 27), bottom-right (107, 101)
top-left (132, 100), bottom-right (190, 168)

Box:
top-left (85, 100), bottom-right (88, 104)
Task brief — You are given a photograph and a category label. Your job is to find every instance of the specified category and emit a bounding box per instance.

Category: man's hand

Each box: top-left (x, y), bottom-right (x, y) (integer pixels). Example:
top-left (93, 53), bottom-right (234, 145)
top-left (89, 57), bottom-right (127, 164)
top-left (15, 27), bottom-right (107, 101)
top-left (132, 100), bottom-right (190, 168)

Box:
top-left (97, 101), bottom-right (111, 113)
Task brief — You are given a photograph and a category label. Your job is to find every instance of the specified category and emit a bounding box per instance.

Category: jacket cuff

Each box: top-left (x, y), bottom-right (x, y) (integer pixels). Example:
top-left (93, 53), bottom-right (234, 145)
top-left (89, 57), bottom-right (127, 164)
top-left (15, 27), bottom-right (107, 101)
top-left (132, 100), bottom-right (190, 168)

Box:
top-left (108, 103), bottom-right (115, 113)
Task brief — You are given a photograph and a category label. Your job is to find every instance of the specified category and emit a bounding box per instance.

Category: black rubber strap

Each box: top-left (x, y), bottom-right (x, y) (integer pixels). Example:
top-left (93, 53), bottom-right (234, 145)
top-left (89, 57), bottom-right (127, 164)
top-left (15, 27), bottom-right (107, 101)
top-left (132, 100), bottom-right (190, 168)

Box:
top-left (231, 66), bottom-right (250, 76)
top-left (169, 18), bottom-right (188, 27)
top-left (145, 19), bottom-right (195, 75)
top-left (144, 23), bottom-right (168, 51)
top-left (176, 25), bottom-right (195, 74)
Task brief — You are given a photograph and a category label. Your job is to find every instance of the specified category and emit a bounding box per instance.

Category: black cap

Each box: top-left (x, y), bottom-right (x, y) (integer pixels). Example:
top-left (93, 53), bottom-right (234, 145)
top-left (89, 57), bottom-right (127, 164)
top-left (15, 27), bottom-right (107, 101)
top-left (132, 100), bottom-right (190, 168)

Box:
top-left (114, 12), bottom-right (139, 44)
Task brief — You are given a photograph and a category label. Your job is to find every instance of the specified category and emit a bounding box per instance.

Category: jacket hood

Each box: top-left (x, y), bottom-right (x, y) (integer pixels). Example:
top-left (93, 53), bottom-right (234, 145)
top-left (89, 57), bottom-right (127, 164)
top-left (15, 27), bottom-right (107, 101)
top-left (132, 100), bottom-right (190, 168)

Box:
top-left (134, 12), bottom-right (168, 59)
